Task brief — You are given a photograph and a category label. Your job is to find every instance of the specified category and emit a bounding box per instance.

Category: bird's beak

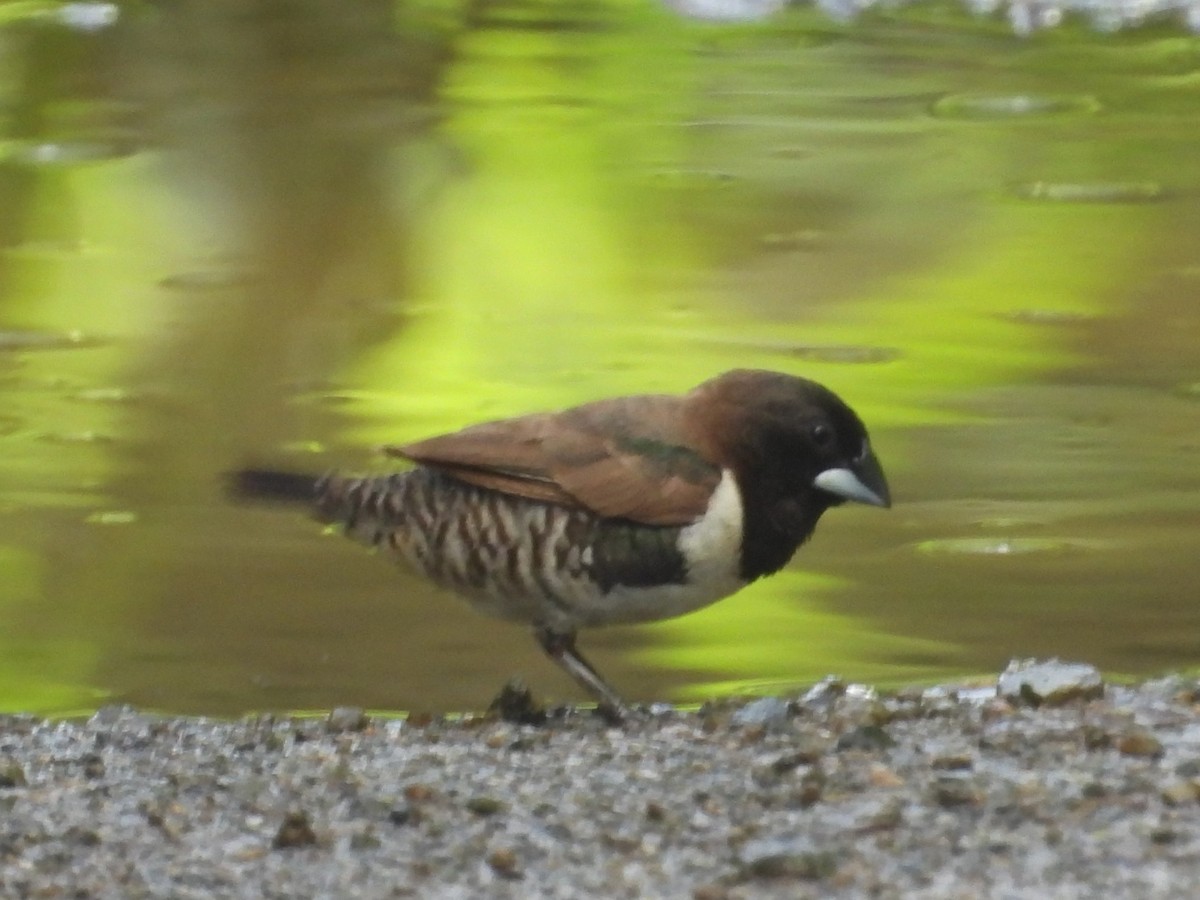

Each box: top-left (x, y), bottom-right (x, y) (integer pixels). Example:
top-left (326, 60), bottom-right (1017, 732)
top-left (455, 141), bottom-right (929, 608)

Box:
top-left (812, 442), bottom-right (891, 508)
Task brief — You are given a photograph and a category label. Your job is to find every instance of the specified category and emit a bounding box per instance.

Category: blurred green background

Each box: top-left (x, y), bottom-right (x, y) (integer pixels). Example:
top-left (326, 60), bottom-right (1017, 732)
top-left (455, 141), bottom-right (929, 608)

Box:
top-left (1, 0), bottom-right (1198, 714)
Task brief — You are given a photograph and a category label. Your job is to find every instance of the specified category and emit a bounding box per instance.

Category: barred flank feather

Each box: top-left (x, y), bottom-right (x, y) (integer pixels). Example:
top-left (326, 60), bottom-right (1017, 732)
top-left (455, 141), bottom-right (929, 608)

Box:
top-left (230, 466), bottom-right (692, 629)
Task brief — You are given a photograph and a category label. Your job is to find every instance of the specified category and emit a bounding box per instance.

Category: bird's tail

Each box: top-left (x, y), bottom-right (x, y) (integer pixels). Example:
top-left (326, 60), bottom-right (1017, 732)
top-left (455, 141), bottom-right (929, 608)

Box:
top-left (227, 468), bottom-right (408, 540)
top-left (228, 468), bottom-right (323, 507)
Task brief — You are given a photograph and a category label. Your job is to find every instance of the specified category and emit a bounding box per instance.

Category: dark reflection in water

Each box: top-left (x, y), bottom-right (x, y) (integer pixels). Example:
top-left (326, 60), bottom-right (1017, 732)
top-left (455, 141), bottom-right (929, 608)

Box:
top-left (2, 0), bottom-right (454, 711)
top-left (1, 0), bottom-right (1199, 714)
top-left (102, 3), bottom-right (461, 709)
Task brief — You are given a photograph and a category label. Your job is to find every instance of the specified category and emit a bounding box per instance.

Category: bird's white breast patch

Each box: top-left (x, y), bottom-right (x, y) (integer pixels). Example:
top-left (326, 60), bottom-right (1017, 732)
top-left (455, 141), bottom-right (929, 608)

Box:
top-left (678, 468), bottom-right (746, 597)
top-left (594, 468), bottom-right (746, 627)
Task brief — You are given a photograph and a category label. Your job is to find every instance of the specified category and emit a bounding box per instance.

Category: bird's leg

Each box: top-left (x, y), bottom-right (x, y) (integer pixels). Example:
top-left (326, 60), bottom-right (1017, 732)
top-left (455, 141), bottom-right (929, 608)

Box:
top-left (534, 627), bottom-right (629, 722)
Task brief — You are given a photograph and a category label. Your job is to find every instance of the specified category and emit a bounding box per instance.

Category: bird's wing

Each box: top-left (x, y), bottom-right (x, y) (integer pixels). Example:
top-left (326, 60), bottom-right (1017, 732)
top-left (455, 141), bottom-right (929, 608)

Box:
top-left (383, 395), bottom-right (721, 526)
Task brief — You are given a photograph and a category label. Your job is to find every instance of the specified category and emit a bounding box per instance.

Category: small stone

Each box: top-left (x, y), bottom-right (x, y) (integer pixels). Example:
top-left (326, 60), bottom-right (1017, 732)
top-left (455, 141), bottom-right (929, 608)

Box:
top-left (699, 709), bottom-right (726, 733)
top-left (143, 804), bottom-right (181, 841)
top-left (404, 784), bottom-right (436, 803)
top-left (737, 836), bottom-right (838, 879)
top-left (857, 796), bottom-right (905, 832)
top-left (1082, 725), bottom-right (1112, 751)
top-left (868, 764), bottom-right (905, 789)
top-left (0, 761), bottom-right (27, 788)
top-left (645, 801), bottom-right (667, 822)
top-left (738, 725), bottom-right (768, 746)
top-left (836, 724), bottom-right (895, 752)
top-left (273, 811), bottom-right (318, 849)
top-left (1175, 682), bottom-right (1200, 704)
top-left (731, 697), bottom-right (789, 728)
top-left (998, 658), bottom-right (1104, 706)
top-left (387, 804), bottom-right (415, 826)
top-left (467, 796), bottom-right (505, 816)
top-left (930, 775), bottom-right (982, 808)
top-left (980, 698), bottom-right (1015, 721)
top-left (779, 732), bottom-right (829, 769)
top-left (930, 751), bottom-right (974, 771)
top-left (1150, 826), bottom-right (1181, 845)
top-left (802, 676), bottom-right (847, 708)
top-left (795, 765), bottom-right (826, 807)
top-left (487, 848), bottom-right (522, 879)
top-left (488, 680), bottom-right (547, 726)
top-left (1080, 780), bottom-right (1109, 799)
top-left (1161, 781), bottom-right (1200, 806)
top-left (602, 829), bottom-right (643, 853)
top-left (757, 740), bottom-right (825, 782)
top-left (89, 705), bottom-right (140, 726)
top-left (82, 754), bottom-right (105, 780)
top-left (1117, 727), bottom-right (1164, 759)
top-left (67, 827), bottom-right (101, 847)
top-left (326, 707), bottom-right (370, 733)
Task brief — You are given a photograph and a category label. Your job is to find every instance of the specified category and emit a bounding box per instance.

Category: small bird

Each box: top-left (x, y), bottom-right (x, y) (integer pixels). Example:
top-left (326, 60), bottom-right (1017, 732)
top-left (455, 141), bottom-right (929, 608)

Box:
top-left (231, 369), bottom-right (890, 718)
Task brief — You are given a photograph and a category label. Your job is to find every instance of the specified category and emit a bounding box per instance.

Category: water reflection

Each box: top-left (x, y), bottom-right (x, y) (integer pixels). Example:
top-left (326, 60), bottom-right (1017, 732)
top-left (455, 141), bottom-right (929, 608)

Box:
top-left (0, 0), bottom-right (1198, 714)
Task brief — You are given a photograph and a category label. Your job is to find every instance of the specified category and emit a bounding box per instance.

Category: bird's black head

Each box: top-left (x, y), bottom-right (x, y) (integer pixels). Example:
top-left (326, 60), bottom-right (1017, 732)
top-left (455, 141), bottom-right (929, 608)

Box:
top-left (688, 369), bottom-right (890, 580)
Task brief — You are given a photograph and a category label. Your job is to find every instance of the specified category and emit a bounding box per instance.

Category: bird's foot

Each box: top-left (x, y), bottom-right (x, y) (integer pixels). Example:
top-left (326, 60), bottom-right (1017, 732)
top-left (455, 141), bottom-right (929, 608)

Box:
top-left (535, 627), bottom-right (631, 725)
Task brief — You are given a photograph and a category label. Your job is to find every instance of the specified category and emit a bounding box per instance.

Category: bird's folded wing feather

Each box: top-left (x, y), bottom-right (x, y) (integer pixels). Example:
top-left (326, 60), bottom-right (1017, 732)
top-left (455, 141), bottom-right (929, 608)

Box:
top-left (383, 395), bottom-right (720, 526)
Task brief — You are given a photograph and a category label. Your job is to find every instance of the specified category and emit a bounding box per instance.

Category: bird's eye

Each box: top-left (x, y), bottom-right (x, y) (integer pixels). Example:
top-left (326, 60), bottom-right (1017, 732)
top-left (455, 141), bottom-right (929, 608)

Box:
top-left (811, 423), bottom-right (833, 447)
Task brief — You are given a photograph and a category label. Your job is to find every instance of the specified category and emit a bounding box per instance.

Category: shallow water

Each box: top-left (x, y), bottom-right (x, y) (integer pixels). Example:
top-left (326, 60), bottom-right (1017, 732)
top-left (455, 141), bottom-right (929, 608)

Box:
top-left (1, 1), bottom-right (1198, 714)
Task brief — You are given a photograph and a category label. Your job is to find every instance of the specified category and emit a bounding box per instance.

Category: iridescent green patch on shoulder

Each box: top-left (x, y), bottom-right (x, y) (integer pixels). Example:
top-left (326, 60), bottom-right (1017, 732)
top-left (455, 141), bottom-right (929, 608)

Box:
top-left (613, 435), bottom-right (718, 484)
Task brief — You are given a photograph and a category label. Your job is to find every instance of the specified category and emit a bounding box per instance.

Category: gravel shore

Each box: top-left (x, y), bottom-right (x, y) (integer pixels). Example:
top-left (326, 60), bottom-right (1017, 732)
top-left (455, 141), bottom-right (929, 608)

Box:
top-left (4, 663), bottom-right (1200, 899)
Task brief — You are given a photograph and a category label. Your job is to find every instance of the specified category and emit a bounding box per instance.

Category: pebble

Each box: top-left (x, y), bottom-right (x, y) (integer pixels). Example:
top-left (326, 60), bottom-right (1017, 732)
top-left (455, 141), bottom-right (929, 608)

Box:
top-left (1116, 727), bottom-right (1165, 759)
top-left (326, 707), bottom-right (370, 733)
top-left (1160, 781), bottom-right (1200, 806)
top-left (387, 804), bottom-right (414, 826)
top-left (273, 811), bottom-right (318, 849)
top-left (737, 836), bottom-right (839, 879)
top-left (868, 763), bottom-right (905, 788)
top-left (0, 761), bottom-right (27, 788)
top-left (466, 796), bottom-right (505, 816)
top-left (857, 796), bottom-right (906, 832)
top-left (997, 658), bottom-right (1105, 705)
top-left (929, 774), bottom-right (983, 808)
top-left (488, 680), bottom-right (548, 726)
top-left (836, 724), bottom-right (895, 752)
top-left (487, 847), bottom-right (522, 879)
top-left (730, 696), bottom-right (789, 728)
top-left (929, 749), bottom-right (974, 771)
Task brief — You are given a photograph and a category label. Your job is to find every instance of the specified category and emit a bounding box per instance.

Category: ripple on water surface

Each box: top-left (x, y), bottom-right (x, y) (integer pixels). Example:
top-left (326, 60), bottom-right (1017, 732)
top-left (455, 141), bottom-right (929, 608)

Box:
top-left (0, 331), bottom-right (106, 353)
top-left (1011, 181), bottom-right (1165, 203)
top-left (998, 309), bottom-right (1098, 326)
top-left (1179, 382), bottom-right (1200, 401)
top-left (158, 267), bottom-right (259, 292)
top-left (704, 337), bottom-right (902, 364)
top-left (914, 537), bottom-right (1114, 557)
top-left (0, 138), bottom-right (138, 167)
top-left (84, 511), bottom-right (138, 526)
top-left (931, 93), bottom-right (1101, 120)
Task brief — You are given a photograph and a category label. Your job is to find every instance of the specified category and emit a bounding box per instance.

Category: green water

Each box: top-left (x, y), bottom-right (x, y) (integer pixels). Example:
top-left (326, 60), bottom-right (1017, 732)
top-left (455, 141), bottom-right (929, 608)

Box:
top-left (1, 0), bottom-right (1198, 714)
